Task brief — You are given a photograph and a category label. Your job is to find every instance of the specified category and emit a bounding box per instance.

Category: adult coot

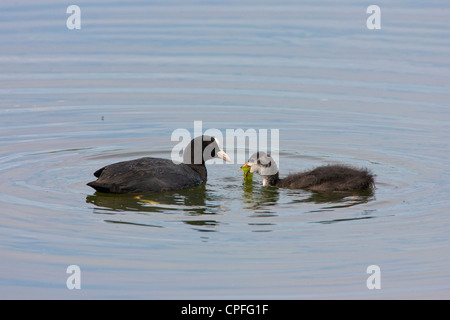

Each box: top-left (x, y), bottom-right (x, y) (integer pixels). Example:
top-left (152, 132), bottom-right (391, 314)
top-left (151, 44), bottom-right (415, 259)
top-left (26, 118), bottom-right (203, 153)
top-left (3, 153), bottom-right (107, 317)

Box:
top-left (88, 135), bottom-right (230, 194)
top-left (240, 152), bottom-right (374, 192)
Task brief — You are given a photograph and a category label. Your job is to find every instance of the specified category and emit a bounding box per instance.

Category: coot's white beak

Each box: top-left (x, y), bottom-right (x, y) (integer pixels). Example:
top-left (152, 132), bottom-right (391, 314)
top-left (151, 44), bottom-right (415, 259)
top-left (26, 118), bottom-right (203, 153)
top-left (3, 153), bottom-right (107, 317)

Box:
top-left (217, 150), bottom-right (232, 163)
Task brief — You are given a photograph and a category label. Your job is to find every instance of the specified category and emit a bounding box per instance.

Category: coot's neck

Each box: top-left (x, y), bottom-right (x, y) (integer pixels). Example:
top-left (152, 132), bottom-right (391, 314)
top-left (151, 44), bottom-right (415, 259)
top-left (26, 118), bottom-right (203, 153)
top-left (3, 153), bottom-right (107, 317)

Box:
top-left (262, 172), bottom-right (280, 187)
top-left (183, 140), bottom-right (207, 181)
top-left (186, 164), bottom-right (207, 181)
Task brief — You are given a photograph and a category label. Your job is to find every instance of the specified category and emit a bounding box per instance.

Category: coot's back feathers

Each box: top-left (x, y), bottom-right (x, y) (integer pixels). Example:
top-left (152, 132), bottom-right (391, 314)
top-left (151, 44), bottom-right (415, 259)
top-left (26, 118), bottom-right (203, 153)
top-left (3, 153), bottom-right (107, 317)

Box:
top-left (87, 157), bottom-right (205, 194)
top-left (93, 167), bottom-right (104, 178)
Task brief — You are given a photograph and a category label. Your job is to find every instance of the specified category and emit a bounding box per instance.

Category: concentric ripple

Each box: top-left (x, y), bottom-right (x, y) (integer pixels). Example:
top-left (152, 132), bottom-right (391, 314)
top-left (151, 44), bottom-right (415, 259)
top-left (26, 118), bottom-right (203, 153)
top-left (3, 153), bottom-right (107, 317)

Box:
top-left (1, 0), bottom-right (449, 299)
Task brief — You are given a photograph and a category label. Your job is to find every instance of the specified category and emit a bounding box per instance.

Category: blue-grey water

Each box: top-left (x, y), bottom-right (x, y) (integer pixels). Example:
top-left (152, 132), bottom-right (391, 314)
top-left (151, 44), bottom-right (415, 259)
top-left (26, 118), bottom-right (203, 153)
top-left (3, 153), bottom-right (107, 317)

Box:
top-left (1, 0), bottom-right (450, 299)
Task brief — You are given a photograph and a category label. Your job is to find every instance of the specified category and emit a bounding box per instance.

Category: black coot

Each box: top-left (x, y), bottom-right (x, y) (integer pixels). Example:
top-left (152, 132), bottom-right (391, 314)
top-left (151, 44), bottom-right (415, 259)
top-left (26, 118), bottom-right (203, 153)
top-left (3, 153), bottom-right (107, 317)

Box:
top-left (87, 135), bottom-right (230, 194)
top-left (240, 152), bottom-right (374, 192)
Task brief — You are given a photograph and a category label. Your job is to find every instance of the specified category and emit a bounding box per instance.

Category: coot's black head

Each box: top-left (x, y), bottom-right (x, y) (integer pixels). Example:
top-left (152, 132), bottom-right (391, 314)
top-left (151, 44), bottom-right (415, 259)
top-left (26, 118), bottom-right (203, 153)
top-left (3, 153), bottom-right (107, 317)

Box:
top-left (240, 152), bottom-right (279, 186)
top-left (183, 135), bottom-right (231, 165)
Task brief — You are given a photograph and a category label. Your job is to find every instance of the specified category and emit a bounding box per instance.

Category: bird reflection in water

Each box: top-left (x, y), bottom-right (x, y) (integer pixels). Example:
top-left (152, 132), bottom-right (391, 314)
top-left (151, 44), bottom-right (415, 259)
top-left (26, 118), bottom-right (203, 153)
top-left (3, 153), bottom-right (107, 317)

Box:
top-left (291, 188), bottom-right (375, 209)
top-left (86, 184), bottom-right (222, 232)
top-left (241, 178), bottom-right (280, 215)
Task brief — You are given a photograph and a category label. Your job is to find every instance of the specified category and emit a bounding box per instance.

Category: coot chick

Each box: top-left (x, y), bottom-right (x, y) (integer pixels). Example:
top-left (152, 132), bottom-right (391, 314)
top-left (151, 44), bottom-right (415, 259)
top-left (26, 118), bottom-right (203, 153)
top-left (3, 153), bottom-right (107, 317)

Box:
top-left (240, 152), bottom-right (374, 192)
top-left (87, 135), bottom-right (231, 194)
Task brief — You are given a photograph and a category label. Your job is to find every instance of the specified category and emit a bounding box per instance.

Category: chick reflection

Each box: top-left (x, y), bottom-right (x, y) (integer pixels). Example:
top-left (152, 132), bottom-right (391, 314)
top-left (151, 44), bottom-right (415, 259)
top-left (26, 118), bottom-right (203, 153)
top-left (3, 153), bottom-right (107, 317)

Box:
top-left (241, 178), bottom-right (280, 213)
top-left (292, 188), bottom-right (375, 208)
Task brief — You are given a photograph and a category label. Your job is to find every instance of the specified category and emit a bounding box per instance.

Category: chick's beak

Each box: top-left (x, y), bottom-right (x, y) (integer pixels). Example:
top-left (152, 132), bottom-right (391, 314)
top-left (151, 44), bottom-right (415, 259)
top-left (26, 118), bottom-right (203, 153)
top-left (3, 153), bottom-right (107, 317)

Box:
top-left (239, 162), bottom-right (250, 170)
top-left (239, 162), bottom-right (251, 179)
top-left (217, 150), bottom-right (232, 163)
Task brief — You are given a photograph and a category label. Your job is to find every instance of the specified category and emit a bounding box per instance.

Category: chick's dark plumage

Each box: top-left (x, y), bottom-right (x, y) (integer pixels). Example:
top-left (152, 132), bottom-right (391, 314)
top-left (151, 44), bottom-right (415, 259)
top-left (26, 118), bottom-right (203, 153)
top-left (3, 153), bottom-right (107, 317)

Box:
top-left (276, 164), bottom-right (374, 192)
top-left (241, 152), bottom-right (374, 192)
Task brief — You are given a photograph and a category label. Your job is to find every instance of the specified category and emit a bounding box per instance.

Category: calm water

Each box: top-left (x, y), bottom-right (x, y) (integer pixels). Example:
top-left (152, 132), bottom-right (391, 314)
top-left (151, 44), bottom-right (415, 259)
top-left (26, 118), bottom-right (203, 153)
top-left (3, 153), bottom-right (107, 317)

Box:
top-left (1, 0), bottom-right (450, 299)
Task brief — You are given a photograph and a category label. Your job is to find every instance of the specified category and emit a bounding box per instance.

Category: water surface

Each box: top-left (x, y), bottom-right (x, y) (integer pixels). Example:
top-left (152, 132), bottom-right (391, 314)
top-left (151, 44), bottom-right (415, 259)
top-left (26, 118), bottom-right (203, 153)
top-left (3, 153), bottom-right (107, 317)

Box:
top-left (1, 0), bottom-right (450, 299)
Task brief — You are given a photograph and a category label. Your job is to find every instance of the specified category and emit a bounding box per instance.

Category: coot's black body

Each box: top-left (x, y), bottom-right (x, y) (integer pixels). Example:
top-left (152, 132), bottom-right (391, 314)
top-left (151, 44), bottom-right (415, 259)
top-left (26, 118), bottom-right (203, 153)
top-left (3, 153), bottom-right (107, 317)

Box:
top-left (87, 158), bottom-right (207, 194)
top-left (87, 135), bottom-right (230, 194)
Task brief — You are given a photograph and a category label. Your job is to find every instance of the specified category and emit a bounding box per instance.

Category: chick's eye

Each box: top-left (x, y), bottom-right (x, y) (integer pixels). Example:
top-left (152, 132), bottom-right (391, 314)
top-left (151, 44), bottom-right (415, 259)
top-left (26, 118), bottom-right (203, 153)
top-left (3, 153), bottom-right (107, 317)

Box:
top-left (211, 148), bottom-right (216, 158)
